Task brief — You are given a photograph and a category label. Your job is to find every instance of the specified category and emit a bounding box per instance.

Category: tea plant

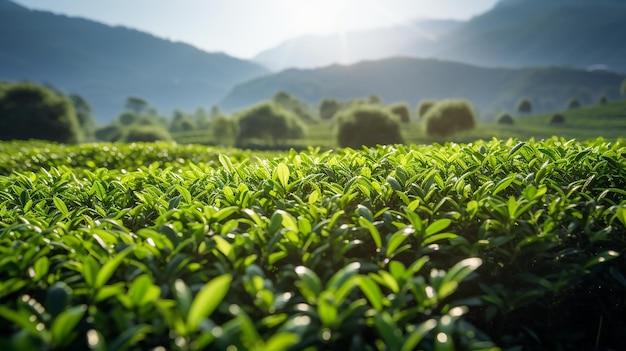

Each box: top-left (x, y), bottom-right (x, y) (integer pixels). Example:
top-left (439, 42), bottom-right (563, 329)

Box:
top-left (0, 137), bottom-right (625, 350)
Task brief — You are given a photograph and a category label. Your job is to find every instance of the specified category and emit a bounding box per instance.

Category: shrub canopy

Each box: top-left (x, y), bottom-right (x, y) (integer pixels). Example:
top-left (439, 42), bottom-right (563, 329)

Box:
top-left (236, 101), bottom-right (305, 145)
top-left (417, 100), bottom-right (436, 119)
top-left (120, 124), bottom-right (172, 142)
top-left (389, 103), bottom-right (411, 123)
top-left (336, 104), bottom-right (404, 148)
top-left (516, 98), bottom-right (533, 114)
top-left (550, 114), bottom-right (565, 125)
top-left (423, 100), bottom-right (476, 138)
top-left (497, 113), bottom-right (515, 125)
top-left (0, 82), bottom-right (81, 143)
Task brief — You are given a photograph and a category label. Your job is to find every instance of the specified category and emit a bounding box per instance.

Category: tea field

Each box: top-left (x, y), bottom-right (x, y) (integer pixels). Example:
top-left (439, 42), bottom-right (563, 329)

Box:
top-left (1, 138), bottom-right (625, 350)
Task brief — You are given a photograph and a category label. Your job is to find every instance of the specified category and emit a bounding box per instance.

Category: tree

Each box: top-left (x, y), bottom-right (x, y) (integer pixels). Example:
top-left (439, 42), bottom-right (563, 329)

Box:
top-left (118, 112), bottom-right (139, 126)
top-left (423, 100), bottom-right (476, 138)
top-left (621, 79), bottom-right (626, 97)
top-left (417, 100), bottom-right (436, 119)
top-left (567, 98), bottom-right (581, 110)
top-left (169, 110), bottom-right (196, 133)
top-left (212, 114), bottom-right (238, 147)
top-left (125, 96), bottom-right (150, 115)
top-left (516, 98), bottom-right (533, 114)
top-left (496, 113), bottom-right (514, 125)
top-left (550, 114), bottom-right (565, 125)
top-left (0, 82), bottom-right (82, 143)
top-left (599, 95), bottom-right (608, 105)
top-left (319, 99), bottom-right (341, 120)
top-left (389, 103), bottom-right (411, 123)
top-left (95, 125), bottom-right (123, 142)
top-left (236, 102), bottom-right (305, 145)
top-left (194, 108), bottom-right (211, 129)
top-left (70, 94), bottom-right (97, 141)
top-left (336, 105), bottom-right (404, 148)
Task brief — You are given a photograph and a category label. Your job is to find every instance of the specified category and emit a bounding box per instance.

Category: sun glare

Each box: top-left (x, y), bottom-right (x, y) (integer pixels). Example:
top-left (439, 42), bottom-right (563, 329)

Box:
top-left (281, 0), bottom-right (351, 35)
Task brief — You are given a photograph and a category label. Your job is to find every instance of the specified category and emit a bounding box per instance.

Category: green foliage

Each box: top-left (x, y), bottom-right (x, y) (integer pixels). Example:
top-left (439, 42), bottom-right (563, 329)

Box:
top-left (336, 104), bottom-right (404, 148)
top-left (212, 114), bottom-right (238, 147)
top-left (368, 94), bottom-right (383, 105)
top-left (567, 98), bottom-right (581, 110)
top-left (621, 79), bottom-right (626, 96)
top-left (120, 124), bottom-right (172, 142)
top-left (496, 112), bottom-right (514, 125)
top-left (423, 100), bottom-right (476, 138)
top-left (118, 111), bottom-right (138, 126)
top-left (0, 82), bottom-right (82, 143)
top-left (273, 91), bottom-right (318, 124)
top-left (550, 113), bottom-right (565, 125)
top-left (69, 94), bottom-right (96, 141)
top-left (169, 110), bottom-right (196, 133)
top-left (94, 125), bottom-right (123, 142)
top-left (0, 138), bottom-right (625, 350)
top-left (194, 108), bottom-right (212, 130)
top-left (236, 101), bottom-right (306, 145)
top-left (319, 99), bottom-right (341, 120)
top-left (389, 103), bottom-right (411, 123)
top-left (125, 96), bottom-right (150, 115)
top-left (599, 95), bottom-right (608, 105)
top-left (417, 100), bottom-right (436, 119)
top-left (517, 98), bottom-right (533, 114)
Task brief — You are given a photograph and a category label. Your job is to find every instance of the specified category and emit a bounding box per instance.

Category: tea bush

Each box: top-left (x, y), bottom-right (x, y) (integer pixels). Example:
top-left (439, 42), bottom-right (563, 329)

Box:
top-left (0, 138), bottom-right (625, 350)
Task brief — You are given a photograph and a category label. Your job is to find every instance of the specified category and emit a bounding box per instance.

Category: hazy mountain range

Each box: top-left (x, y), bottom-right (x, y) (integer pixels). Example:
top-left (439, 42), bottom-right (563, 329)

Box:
top-left (254, 0), bottom-right (626, 73)
top-left (221, 57), bottom-right (624, 118)
top-left (1, 0), bottom-right (625, 123)
top-left (0, 0), bottom-right (267, 122)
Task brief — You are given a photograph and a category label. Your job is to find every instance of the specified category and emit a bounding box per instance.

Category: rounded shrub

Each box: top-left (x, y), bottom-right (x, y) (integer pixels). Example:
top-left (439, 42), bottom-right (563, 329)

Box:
top-left (336, 104), bottom-right (404, 148)
top-left (236, 101), bottom-right (305, 145)
top-left (319, 99), bottom-right (341, 120)
top-left (0, 82), bottom-right (82, 143)
top-left (516, 98), bottom-right (533, 114)
top-left (567, 98), bottom-right (581, 110)
top-left (550, 114), bottom-right (565, 125)
top-left (497, 113), bottom-right (515, 125)
top-left (120, 125), bottom-right (172, 142)
top-left (118, 112), bottom-right (138, 126)
top-left (95, 125), bottom-right (123, 142)
top-left (423, 100), bottom-right (476, 138)
top-left (416, 100), bottom-right (436, 119)
top-left (389, 103), bottom-right (411, 123)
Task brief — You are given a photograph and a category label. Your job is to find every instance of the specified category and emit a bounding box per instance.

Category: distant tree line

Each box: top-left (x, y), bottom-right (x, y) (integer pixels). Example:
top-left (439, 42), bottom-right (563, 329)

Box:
top-left (7, 78), bottom-right (624, 148)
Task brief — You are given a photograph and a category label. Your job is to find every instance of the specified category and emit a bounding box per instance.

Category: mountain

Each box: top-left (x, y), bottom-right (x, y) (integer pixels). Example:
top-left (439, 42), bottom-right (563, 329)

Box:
top-left (252, 0), bottom-right (626, 73)
top-left (432, 0), bottom-right (626, 72)
top-left (220, 57), bottom-right (625, 117)
top-left (253, 19), bottom-right (462, 71)
top-left (0, 0), bottom-right (268, 122)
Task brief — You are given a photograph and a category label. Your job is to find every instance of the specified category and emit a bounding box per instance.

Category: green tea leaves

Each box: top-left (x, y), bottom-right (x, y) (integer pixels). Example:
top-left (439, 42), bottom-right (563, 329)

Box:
top-left (187, 274), bottom-right (232, 331)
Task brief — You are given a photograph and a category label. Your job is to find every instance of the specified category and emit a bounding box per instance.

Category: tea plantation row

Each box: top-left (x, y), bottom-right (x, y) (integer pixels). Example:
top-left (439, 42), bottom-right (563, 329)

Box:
top-left (1, 138), bottom-right (625, 350)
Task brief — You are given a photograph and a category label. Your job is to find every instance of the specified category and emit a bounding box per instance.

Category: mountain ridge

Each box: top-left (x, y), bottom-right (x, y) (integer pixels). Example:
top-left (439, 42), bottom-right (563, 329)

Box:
top-left (252, 0), bottom-right (626, 73)
top-left (0, 0), bottom-right (268, 122)
top-left (221, 57), bottom-right (625, 116)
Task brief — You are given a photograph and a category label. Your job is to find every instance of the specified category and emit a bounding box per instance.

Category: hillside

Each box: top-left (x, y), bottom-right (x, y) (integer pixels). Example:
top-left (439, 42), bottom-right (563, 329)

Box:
top-left (433, 0), bottom-right (626, 72)
top-left (252, 0), bottom-right (626, 73)
top-left (0, 0), bottom-right (268, 122)
top-left (220, 57), bottom-right (625, 115)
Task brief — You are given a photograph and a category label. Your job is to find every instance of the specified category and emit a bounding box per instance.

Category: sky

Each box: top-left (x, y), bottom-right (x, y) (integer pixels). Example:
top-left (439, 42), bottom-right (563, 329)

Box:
top-left (12, 0), bottom-right (499, 59)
